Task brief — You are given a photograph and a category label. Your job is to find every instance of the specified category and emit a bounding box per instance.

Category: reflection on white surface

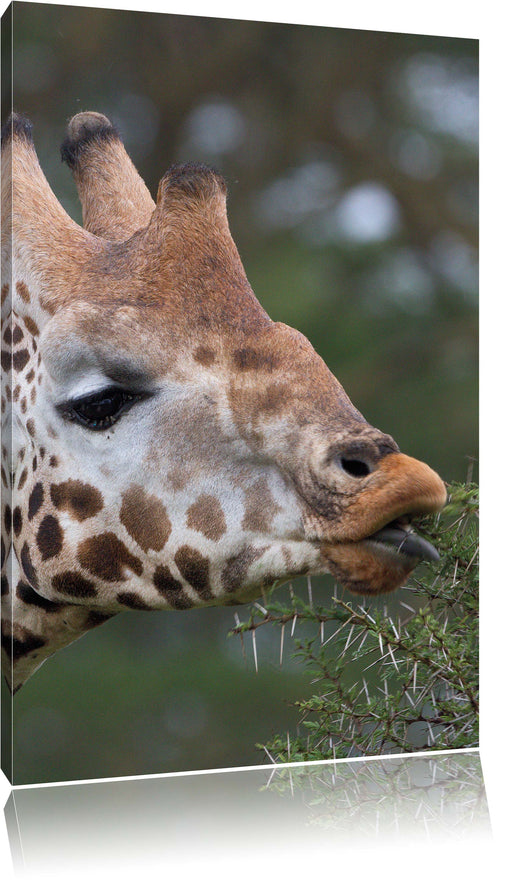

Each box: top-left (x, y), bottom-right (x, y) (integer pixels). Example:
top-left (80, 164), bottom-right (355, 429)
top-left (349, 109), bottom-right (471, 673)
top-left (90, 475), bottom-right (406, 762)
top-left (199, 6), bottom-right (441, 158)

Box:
top-left (3, 751), bottom-right (489, 877)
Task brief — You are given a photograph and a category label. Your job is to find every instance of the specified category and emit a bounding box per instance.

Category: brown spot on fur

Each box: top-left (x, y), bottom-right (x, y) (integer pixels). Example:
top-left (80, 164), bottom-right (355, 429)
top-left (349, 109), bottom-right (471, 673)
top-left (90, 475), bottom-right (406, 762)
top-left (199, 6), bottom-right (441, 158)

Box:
top-left (227, 383), bottom-right (291, 444)
top-left (13, 384), bottom-right (20, 400)
top-left (153, 565), bottom-right (192, 609)
top-left (186, 494), bottom-right (227, 541)
top-left (20, 397), bottom-right (27, 413)
top-left (117, 591), bottom-right (152, 610)
top-left (12, 325), bottom-right (23, 345)
top-left (26, 418), bottom-right (35, 437)
top-left (50, 480), bottom-right (104, 522)
top-left (49, 455), bottom-right (58, 467)
top-left (120, 485), bottom-right (171, 552)
top-left (32, 455), bottom-right (37, 471)
top-left (26, 368), bottom-right (35, 383)
top-left (28, 482), bottom-right (44, 520)
top-left (12, 507), bottom-right (22, 536)
top-left (282, 547), bottom-right (309, 577)
top-left (174, 545), bottom-right (213, 600)
top-left (52, 570), bottom-right (97, 599)
top-left (194, 345), bottom-right (216, 366)
top-left (16, 281), bottom-right (30, 303)
top-left (259, 383), bottom-right (289, 414)
top-left (37, 514), bottom-right (64, 560)
top-left (24, 316), bottom-right (40, 337)
top-left (242, 477), bottom-right (282, 534)
top-left (38, 293), bottom-right (57, 316)
top-left (221, 545), bottom-right (267, 593)
top-left (232, 347), bottom-right (278, 372)
top-left (1, 350), bottom-right (10, 372)
top-left (166, 468), bottom-right (191, 492)
top-left (1, 283), bottom-right (9, 306)
top-left (78, 532), bottom-right (143, 581)
top-left (30, 386), bottom-right (36, 405)
top-left (20, 542), bottom-right (39, 588)
top-left (1, 574), bottom-right (9, 596)
top-left (16, 581), bottom-right (63, 612)
top-left (4, 504), bottom-right (11, 534)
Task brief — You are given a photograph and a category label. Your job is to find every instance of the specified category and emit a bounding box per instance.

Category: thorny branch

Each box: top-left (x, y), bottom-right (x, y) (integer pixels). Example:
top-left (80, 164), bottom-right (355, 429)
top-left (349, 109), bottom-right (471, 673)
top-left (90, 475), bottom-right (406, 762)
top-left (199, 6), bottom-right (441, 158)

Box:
top-left (231, 481), bottom-right (479, 761)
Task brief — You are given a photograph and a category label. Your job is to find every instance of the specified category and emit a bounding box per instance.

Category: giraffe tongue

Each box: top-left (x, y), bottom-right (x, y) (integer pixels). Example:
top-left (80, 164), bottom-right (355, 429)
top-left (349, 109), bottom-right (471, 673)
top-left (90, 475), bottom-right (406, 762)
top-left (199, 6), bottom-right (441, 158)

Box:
top-left (368, 524), bottom-right (440, 563)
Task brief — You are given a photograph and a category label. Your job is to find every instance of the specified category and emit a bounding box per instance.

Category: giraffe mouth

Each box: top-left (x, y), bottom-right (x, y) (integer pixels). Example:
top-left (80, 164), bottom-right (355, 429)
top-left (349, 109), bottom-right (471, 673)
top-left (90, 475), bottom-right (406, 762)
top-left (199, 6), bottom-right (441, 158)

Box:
top-left (320, 518), bottom-right (440, 596)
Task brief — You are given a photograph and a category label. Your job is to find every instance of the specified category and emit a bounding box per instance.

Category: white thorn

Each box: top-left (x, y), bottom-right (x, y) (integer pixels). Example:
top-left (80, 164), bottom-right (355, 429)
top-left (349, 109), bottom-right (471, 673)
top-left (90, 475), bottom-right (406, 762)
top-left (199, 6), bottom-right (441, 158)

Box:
top-left (252, 630), bottom-right (258, 673)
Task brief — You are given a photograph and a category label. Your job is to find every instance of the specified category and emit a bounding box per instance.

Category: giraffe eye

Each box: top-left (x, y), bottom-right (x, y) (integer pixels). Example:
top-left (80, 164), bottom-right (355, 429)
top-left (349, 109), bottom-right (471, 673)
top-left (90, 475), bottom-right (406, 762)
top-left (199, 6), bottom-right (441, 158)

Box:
top-left (58, 387), bottom-right (147, 431)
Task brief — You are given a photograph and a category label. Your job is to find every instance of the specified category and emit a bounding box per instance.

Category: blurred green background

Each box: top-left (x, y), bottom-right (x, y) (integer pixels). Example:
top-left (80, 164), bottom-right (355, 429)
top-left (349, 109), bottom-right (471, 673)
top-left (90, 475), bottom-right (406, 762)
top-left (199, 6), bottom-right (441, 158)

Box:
top-left (4, 3), bottom-right (477, 784)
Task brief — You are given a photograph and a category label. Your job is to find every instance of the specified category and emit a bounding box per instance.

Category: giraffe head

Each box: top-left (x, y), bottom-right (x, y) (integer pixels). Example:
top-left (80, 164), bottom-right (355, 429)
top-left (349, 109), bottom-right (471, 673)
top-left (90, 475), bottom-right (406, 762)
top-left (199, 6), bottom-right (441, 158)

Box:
top-left (1, 112), bottom-right (446, 689)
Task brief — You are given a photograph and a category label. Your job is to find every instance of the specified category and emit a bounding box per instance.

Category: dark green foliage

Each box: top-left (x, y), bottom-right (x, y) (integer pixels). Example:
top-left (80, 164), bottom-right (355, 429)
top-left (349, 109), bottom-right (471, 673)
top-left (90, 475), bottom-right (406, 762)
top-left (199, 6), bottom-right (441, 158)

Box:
top-left (231, 481), bottom-right (479, 761)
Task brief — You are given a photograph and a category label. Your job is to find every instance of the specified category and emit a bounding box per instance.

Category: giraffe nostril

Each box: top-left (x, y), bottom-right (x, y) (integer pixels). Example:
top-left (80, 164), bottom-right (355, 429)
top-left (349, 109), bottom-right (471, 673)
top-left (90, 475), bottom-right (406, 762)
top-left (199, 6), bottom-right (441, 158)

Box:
top-left (340, 457), bottom-right (371, 478)
top-left (333, 432), bottom-right (398, 479)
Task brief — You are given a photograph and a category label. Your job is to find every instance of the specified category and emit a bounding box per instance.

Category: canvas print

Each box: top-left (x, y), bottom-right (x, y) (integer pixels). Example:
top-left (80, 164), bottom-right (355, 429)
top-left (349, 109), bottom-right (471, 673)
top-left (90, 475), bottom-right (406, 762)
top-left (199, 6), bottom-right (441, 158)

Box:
top-left (1, 3), bottom-right (478, 785)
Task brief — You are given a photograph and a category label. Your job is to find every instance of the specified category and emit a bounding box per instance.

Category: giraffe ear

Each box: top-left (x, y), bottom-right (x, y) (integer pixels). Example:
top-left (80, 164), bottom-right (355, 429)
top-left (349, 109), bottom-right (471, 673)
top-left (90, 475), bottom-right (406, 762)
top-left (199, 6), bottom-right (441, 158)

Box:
top-left (61, 112), bottom-right (155, 241)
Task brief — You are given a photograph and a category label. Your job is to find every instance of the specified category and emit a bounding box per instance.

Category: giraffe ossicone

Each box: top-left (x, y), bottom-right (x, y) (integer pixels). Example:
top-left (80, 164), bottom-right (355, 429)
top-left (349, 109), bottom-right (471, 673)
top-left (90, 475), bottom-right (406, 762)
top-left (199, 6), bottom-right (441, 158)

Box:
top-left (1, 111), bottom-right (446, 692)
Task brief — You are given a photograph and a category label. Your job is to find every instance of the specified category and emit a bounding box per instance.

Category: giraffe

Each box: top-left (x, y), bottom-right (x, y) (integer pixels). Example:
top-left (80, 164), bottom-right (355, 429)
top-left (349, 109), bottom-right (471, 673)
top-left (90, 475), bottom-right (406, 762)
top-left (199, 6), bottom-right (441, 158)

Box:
top-left (1, 111), bottom-right (446, 693)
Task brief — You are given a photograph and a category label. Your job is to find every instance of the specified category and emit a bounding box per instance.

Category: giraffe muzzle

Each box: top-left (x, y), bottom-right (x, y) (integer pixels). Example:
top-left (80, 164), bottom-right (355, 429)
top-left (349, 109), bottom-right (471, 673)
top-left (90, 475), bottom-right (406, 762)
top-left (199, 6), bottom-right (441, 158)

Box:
top-left (319, 452), bottom-right (446, 595)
